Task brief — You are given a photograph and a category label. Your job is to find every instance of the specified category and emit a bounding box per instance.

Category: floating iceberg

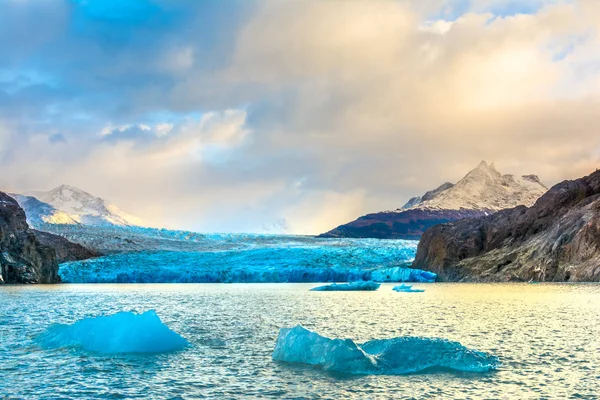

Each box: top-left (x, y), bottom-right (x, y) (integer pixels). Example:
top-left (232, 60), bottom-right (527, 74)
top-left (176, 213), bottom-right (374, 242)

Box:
top-left (393, 284), bottom-right (425, 293)
top-left (272, 325), bottom-right (499, 375)
top-left (310, 281), bottom-right (381, 291)
top-left (36, 310), bottom-right (189, 354)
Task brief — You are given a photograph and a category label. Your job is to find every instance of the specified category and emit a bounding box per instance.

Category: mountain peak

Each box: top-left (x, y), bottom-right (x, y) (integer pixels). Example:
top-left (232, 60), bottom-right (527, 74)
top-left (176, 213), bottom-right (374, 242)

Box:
top-left (476, 160), bottom-right (495, 170)
top-left (51, 184), bottom-right (91, 196)
top-left (55, 184), bottom-right (76, 190)
top-left (20, 186), bottom-right (143, 228)
top-left (467, 161), bottom-right (498, 177)
top-left (401, 162), bottom-right (547, 213)
top-left (522, 174), bottom-right (545, 187)
top-left (322, 163), bottom-right (549, 239)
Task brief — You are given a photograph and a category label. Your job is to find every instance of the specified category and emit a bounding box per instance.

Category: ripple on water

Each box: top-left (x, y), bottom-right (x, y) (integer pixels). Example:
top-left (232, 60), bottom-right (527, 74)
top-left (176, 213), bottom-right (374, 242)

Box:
top-left (0, 283), bottom-right (599, 398)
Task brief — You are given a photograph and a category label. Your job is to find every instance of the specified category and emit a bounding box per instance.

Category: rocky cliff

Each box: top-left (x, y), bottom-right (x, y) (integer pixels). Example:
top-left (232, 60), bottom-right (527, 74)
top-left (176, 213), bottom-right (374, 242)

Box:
top-left (33, 229), bottom-right (100, 263)
top-left (320, 161), bottom-right (547, 239)
top-left (412, 169), bottom-right (600, 282)
top-left (0, 192), bottom-right (59, 283)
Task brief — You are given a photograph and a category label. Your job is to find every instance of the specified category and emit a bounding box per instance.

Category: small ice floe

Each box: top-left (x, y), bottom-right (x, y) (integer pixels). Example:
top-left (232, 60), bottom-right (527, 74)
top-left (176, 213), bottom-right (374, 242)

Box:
top-left (392, 283), bottom-right (425, 293)
top-left (310, 281), bottom-right (381, 291)
top-left (36, 310), bottom-right (189, 354)
top-left (273, 325), bottom-right (499, 375)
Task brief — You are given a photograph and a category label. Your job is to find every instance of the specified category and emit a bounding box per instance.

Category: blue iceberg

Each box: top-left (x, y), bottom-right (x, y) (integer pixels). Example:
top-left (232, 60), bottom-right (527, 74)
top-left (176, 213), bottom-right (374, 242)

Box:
top-left (393, 284), bottom-right (425, 293)
top-left (36, 310), bottom-right (189, 354)
top-left (310, 281), bottom-right (381, 291)
top-left (272, 325), bottom-right (499, 375)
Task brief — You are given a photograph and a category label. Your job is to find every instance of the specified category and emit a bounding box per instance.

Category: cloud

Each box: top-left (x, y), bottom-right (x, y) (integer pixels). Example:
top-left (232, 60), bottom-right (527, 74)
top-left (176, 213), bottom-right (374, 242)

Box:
top-left (48, 133), bottom-right (67, 144)
top-left (0, 0), bottom-right (599, 233)
top-left (101, 124), bottom-right (154, 143)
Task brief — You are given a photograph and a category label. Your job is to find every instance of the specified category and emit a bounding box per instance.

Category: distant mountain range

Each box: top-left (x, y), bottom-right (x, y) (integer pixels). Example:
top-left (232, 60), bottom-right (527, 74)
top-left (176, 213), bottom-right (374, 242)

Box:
top-left (10, 185), bottom-right (143, 228)
top-left (319, 161), bottom-right (548, 239)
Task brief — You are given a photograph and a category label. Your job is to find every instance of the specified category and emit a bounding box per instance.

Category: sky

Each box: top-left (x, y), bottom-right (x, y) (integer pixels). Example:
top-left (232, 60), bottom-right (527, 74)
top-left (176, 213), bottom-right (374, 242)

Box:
top-left (0, 0), bottom-right (599, 234)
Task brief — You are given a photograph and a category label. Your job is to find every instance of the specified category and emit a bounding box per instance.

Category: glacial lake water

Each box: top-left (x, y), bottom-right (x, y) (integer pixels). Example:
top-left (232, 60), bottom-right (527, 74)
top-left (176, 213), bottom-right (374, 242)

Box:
top-left (1, 283), bottom-right (599, 399)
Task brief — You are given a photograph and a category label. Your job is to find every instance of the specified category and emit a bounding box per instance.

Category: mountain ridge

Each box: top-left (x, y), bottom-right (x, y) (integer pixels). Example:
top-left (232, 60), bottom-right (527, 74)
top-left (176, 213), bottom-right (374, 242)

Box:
top-left (399, 161), bottom-right (547, 212)
top-left (12, 185), bottom-right (143, 228)
top-left (319, 161), bottom-right (548, 239)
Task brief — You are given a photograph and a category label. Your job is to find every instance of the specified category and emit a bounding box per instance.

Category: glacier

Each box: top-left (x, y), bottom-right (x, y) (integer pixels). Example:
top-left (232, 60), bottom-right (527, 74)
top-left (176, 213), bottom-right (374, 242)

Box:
top-left (272, 325), bottom-right (500, 375)
top-left (36, 310), bottom-right (189, 354)
top-left (310, 281), bottom-right (381, 291)
top-left (393, 284), bottom-right (425, 293)
top-left (58, 234), bottom-right (436, 283)
top-left (371, 267), bottom-right (436, 282)
top-left (32, 224), bottom-right (421, 254)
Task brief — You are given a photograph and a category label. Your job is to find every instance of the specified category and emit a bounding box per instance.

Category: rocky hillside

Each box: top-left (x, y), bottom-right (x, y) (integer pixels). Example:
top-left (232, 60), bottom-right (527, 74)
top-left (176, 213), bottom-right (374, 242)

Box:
top-left (320, 161), bottom-right (547, 239)
top-left (412, 169), bottom-right (600, 282)
top-left (0, 192), bottom-right (59, 283)
top-left (33, 230), bottom-right (100, 263)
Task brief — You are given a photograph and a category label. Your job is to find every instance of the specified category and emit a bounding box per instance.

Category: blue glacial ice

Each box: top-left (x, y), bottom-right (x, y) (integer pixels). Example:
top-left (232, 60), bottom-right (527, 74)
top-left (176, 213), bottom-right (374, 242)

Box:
top-left (310, 281), bottom-right (381, 291)
top-left (371, 267), bottom-right (436, 282)
top-left (272, 325), bottom-right (500, 375)
top-left (393, 284), bottom-right (425, 293)
top-left (36, 310), bottom-right (189, 354)
top-left (58, 235), bottom-right (437, 283)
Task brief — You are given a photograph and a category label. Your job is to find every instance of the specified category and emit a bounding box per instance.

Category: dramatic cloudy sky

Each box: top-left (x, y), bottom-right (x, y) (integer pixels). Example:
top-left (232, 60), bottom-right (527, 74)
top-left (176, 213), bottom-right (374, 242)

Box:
top-left (1, 0), bottom-right (599, 233)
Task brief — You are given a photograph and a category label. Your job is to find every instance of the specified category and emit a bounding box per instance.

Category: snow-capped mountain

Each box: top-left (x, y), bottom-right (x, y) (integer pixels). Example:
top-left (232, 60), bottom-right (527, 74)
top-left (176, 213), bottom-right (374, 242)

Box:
top-left (319, 161), bottom-right (548, 239)
top-left (12, 185), bottom-right (143, 228)
top-left (400, 161), bottom-right (547, 212)
top-left (9, 193), bottom-right (78, 226)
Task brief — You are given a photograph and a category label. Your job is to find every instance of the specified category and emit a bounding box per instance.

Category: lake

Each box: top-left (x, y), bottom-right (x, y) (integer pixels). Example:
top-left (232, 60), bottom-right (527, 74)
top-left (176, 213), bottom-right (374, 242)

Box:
top-left (1, 283), bottom-right (599, 399)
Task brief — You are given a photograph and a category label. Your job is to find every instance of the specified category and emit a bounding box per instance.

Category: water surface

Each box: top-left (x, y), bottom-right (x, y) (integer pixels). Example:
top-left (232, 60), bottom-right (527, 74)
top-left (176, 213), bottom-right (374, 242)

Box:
top-left (1, 283), bottom-right (599, 399)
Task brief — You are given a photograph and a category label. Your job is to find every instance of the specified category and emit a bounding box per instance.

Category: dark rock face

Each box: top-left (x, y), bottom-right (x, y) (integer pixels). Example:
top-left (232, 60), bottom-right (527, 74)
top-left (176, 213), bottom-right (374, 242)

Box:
top-left (412, 170), bottom-right (600, 282)
top-left (318, 209), bottom-right (487, 240)
top-left (33, 230), bottom-right (100, 263)
top-left (0, 192), bottom-right (59, 283)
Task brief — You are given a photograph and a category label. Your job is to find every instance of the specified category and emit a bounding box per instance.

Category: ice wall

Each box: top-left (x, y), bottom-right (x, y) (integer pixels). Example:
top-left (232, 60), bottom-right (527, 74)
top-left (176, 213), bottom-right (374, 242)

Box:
top-left (59, 239), bottom-right (435, 284)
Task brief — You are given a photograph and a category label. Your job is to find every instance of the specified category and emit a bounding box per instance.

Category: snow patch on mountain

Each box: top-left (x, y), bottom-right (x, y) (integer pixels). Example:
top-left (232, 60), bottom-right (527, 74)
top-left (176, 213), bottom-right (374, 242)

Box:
top-left (14, 185), bottom-right (143, 227)
top-left (399, 161), bottom-right (547, 213)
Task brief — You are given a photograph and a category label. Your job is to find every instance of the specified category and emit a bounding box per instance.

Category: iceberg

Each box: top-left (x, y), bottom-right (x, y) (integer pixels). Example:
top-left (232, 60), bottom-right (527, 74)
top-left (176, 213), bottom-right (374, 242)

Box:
top-left (393, 284), bottom-right (425, 293)
top-left (36, 310), bottom-right (189, 354)
top-left (272, 325), bottom-right (499, 375)
top-left (310, 281), bottom-right (381, 291)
